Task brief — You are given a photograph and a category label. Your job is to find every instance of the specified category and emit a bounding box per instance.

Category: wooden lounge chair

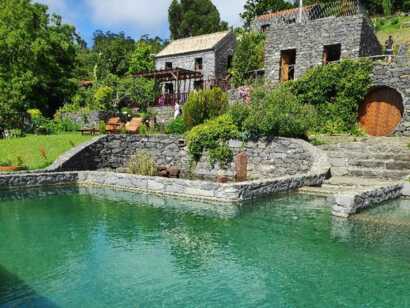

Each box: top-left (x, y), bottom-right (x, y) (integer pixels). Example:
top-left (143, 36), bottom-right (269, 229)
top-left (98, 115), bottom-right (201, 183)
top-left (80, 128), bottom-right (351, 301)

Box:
top-left (125, 117), bottom-right (143, 134)
top-left (106, 117), bottom-right (123, 134)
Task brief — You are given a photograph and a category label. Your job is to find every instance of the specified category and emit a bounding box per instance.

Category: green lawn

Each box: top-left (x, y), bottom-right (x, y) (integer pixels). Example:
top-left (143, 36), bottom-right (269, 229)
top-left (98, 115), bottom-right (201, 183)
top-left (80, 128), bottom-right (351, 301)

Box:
top-left (0, 133), bottom-right (94, 170)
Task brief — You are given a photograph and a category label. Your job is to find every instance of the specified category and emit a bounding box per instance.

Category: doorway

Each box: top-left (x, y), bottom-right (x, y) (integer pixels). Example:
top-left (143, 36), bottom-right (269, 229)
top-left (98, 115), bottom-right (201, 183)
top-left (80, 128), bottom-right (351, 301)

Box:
top-left (358, 86), bottom-right (403, 136)
top-left (280, 49), bottom-right (296, 82)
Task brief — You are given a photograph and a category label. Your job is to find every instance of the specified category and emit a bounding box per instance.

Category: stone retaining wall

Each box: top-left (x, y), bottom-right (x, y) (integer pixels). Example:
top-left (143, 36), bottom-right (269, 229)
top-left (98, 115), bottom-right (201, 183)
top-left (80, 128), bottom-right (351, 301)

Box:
top-left (46, 135), bottom-right (316, 180)
top-left (371, 63), bottom-right (410, 135)
top-left (0, 168), bottom-right (328, 204)
top-left (332, 184), bottom-right (404, 217)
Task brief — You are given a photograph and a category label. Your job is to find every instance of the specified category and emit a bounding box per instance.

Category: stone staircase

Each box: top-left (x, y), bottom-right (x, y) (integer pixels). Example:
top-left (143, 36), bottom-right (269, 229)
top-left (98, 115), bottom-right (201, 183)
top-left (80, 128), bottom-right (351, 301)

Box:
top-left (299, 176), bottom-right (400, 196)
top-left (318, 137), bottom-right (410, 180)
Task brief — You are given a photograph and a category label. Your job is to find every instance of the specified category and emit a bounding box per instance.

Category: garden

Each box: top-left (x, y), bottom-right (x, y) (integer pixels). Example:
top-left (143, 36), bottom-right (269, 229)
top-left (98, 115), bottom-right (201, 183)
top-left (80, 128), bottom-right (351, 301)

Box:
top-left (0, 0), bottom-right (379, 173)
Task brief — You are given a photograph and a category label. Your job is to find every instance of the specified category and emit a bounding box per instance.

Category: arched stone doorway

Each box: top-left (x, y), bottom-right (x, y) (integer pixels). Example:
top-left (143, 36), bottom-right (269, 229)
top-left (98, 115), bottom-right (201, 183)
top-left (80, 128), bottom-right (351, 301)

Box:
top-left (358, 86), bottom-right (404, 136)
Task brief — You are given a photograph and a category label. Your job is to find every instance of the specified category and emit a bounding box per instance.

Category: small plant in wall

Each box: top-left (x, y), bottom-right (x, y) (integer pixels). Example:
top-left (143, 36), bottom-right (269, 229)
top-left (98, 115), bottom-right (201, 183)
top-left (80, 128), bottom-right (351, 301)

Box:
top-left (127, 151), bottom-right (157, 176)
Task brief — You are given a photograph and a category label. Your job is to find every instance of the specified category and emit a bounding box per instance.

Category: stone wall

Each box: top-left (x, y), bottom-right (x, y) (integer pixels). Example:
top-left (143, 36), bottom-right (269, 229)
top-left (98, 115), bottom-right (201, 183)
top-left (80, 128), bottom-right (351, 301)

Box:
top-left (47, 135), bottom-right (317, 181)
top-left (265, 15), bottom-right (381, 83)
top-left (214, 32), bottom-right (236, 80)
top-left (371, 63), bottom-right (410, 135)
top-left (155, 32), bottom-right (235, 88)
top-left (60, 111), bottom-right (115, 128)
top-left (148, 106), bottom-right (175, 124)
top-left (156, 50), bottom-right (215, 92)
top-left (332, 184), bottom-right (404, 217)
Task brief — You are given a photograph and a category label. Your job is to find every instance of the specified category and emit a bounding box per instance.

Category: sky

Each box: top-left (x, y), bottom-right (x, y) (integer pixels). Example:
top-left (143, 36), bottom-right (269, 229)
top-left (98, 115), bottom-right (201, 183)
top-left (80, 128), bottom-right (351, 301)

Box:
top-left (35, 0), bottom-right (247, 46)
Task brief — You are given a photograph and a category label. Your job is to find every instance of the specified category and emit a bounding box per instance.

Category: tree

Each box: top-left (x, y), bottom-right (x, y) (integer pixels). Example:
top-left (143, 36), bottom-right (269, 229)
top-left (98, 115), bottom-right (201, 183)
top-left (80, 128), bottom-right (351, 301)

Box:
top-left (0, 0), bottom-right (79, 125)
top-left (230, 31), bottom-right (265, 87)
top-left (168, 0), bottom-right (229, 40)
top-left (128, 41), bottom-right (156, 74)
top-left (240, 0), bottom-right (294, 28)
top-left (92, 31), bottom-right (135, 79)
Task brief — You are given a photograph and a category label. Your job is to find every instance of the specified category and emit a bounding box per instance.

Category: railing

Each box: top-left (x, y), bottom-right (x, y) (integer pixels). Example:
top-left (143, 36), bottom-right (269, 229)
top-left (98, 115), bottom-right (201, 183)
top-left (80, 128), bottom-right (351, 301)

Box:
top-left (265, 0), bottom-right (364, 27)
top-left (154, 93), bottom-right (189, 107)
top-left (153, 79), bottom-right (232, 107)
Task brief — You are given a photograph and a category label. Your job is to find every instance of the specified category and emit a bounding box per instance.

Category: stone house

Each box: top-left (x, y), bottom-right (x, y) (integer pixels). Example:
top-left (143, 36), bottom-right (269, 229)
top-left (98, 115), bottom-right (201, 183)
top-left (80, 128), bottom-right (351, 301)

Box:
top-left (258, 7), bottom-right (382, 83)
top-left (251, 2), bottom-right (410, 137)
top-left (155, 31), bottom-right (236, 93)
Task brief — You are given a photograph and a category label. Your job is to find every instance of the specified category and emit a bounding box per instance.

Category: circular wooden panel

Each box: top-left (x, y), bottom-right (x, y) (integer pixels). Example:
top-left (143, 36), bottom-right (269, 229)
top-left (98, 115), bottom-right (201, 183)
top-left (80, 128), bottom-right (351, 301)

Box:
top-left (358, 87), bottom-right (403, 136)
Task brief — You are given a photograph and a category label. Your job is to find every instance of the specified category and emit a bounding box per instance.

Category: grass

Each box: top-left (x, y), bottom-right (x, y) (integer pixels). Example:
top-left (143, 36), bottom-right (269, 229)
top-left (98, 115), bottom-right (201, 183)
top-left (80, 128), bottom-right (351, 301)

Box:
top-left (374, 15), bottom-right (410, 55)
top-left (0, 133), bottom-right (94, 170)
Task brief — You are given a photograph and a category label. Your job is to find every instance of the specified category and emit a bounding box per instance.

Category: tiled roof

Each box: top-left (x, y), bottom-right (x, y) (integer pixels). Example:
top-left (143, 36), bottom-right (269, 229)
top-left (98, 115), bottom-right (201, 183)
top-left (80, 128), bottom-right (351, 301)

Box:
top-left (257, 6), bottom-right (314, 21)
top-left (156, 31), bottom-right (231, 57)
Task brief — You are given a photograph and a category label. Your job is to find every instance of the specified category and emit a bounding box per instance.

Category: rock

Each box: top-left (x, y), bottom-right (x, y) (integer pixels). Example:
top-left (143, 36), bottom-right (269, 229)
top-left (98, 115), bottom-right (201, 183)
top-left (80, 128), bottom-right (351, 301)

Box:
top-left (216, 176), bottom-right (229, 183)
top-left (168, 167), bottom-right (180, 178)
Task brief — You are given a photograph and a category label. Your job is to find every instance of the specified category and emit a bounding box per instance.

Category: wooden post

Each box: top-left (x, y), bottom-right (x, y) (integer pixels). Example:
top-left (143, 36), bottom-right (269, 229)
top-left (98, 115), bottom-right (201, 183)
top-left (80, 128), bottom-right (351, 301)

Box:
top-left (235, 152), bottom-right (248, 182)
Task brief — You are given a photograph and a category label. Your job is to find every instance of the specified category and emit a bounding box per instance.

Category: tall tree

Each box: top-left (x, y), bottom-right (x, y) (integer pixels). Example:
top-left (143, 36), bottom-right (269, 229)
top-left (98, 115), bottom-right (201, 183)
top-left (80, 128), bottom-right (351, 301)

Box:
top-left (0, 0), bottom-right (79, 124)
top-left (92, 31), bottom-right (135, 79)
top-left (168, 0), bottom-right (229, 40)
top-left (240, 0), bottom-right (294, 28)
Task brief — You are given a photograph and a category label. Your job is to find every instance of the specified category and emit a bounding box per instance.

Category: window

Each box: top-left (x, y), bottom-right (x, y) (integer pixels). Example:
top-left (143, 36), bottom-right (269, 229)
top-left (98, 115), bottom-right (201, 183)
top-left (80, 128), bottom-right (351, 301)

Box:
top-left (323, 44), bottom-right (341, 64)
top-left (261, 24), bottom-right (270, 32)
top-left (165, 62), bottom-right (173, 69)
top-left (227, 55), bottom-right (233, 69)
top-left (195, 58), bottom-right (203, 71)
top-left (279, 49), bottom-right (296, 82)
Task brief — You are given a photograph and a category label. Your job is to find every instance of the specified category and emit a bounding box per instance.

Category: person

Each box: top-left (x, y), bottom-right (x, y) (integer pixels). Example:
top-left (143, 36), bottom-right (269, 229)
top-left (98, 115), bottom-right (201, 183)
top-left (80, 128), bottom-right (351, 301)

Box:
top-left (174, 101), bottom-right (181, 119)
top-left (385, 35), bottom-right (394, 64)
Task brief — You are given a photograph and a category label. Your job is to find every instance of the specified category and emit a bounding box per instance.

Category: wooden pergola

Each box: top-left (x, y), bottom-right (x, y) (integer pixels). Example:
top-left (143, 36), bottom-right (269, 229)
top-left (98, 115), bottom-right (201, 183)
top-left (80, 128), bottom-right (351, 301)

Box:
top-left (134, 68), bottom-right (203, 106)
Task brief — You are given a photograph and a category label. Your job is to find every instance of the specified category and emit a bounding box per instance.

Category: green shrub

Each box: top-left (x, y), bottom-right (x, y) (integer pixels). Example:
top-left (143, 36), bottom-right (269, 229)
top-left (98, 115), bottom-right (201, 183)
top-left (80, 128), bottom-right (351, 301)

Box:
top-left (228, 102), bottom-right (251, 132)
top-left (183, 87), bottom-right (228, 129)
top-left (186, 114), bottom-right (240, 167)
top-left (165, 117), bottom-right (187, 135)
top-left (93, 86), bottom-right (114, 110)
top-left (244, 85), bottom-right (316, 138)
top-left (290, 59), bottom-right (373, 134)
top-left (127, 151), bottom-right (157, 176)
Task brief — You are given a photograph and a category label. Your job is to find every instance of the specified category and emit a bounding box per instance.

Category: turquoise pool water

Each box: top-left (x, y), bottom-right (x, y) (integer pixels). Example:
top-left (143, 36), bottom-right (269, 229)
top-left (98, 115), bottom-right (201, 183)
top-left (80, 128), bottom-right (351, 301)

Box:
top-left (1, 187), bottom-right (410, 307)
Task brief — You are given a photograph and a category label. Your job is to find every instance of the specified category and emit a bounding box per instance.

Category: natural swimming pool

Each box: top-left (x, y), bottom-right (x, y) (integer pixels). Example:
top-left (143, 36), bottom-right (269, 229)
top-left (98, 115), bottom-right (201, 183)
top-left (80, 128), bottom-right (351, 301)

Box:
top-left (1, 187), bottom-right (410, 307)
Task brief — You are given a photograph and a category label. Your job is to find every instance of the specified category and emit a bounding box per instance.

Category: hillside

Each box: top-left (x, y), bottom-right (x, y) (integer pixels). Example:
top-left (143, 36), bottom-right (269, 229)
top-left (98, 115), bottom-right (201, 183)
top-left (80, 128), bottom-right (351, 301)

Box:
top-left (374, 15), bottom-right (410, 55)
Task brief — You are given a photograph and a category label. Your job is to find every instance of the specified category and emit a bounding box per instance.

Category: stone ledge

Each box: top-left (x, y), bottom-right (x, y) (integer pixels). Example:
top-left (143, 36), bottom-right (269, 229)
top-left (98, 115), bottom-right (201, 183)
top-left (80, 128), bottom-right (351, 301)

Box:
top-left (332, 183), bottom-right (404, 218)
top-left (0, 169), bottom-right (328, 204)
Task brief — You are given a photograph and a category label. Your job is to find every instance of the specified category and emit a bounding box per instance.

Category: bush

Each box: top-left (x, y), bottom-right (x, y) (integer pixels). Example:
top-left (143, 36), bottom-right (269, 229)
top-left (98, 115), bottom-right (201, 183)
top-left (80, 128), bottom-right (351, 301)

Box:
top-left (165, 117), bottom-right (187, 135)
top-left (93, 86), bottom-right (114, 111)
top-left (243, 85), bottom-right (316, 138)
top-left (228, 102), bottom-right (251, 132)
top-left (186, 114), bottom-right (240, 167)
top-left (290, 59), bottom-right (373, 134)
top-left (127, 151), bottom-right (157, 176)
top-left (183, 87), bottom-right (228, 129)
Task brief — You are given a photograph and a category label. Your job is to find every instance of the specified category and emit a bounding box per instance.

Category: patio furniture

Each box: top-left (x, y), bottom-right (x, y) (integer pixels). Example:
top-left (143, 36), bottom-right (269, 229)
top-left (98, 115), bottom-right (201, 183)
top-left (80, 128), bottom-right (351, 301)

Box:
top-left (125, 117), bottom-right (143, 134)
top-left (106, 117), bottom-right (124, 134)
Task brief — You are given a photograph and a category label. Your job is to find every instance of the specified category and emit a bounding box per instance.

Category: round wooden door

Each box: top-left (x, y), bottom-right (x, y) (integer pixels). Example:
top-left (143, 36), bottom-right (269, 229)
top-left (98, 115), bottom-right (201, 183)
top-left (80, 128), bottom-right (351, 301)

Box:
top-left (358, 87), bottom-right (403, 136)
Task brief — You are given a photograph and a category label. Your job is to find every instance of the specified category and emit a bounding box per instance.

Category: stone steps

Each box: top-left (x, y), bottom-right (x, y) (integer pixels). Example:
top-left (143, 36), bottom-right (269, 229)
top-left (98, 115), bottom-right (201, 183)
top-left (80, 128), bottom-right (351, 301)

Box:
top-left (345, 167), bottom-right (410, 180)
top-left (319, 138), bottom-right (410, 180)
top-left (299, 176), bottom-right (400, 196)
top-left (349, 159), bottom-right (410, 170)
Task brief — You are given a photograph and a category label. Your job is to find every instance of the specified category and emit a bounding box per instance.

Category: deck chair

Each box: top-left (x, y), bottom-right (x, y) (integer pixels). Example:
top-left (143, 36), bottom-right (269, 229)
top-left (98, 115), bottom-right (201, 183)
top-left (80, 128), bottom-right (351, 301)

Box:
top-left (106, 117), bottom-right (123, 134)
top-left (125, 117), bottom-right (143, 134)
